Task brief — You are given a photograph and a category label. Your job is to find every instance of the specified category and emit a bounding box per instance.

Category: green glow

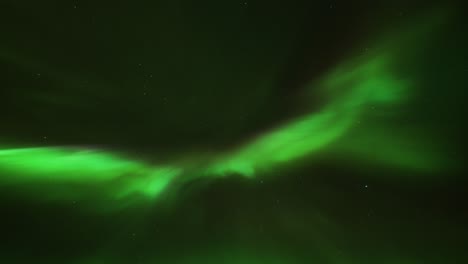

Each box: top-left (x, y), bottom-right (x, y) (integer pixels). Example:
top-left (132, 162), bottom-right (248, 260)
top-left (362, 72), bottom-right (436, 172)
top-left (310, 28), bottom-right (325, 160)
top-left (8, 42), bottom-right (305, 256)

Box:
top-left (0, 5), bottom-right (465, 263)
top-left (0, 11), bottom-right (456, 204)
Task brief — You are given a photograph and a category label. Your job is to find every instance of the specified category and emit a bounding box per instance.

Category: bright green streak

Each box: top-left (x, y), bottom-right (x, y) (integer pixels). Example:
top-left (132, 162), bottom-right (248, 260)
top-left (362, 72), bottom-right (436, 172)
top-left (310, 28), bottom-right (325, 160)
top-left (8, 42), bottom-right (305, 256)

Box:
top-left (206, 52), bottom-right (410, 177)
top-left (0, 147), bottom-right (142, 182)
top-left (0, 147), bottom-right (181, 200)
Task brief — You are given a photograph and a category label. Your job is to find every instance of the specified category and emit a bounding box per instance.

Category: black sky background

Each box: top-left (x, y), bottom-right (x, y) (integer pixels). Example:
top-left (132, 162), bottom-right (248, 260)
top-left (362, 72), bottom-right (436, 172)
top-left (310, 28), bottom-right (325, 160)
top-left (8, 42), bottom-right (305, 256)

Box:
top-left (1, 0), bottom-right (452, 153)
top-left (0, 0), bottom-right (467, 263)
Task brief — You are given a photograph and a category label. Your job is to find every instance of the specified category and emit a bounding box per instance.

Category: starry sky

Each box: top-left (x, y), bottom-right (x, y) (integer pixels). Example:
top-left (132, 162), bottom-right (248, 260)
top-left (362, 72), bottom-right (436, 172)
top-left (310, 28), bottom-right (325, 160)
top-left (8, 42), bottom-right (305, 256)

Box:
top-left (0, 0), bottom-right (467, 263)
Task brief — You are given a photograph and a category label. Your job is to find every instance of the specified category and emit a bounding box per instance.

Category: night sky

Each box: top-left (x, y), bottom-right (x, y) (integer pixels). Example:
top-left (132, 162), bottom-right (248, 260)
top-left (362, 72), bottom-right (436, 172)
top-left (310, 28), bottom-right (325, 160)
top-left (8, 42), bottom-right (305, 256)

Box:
top-left (1, 1), bottom-right (467, 263)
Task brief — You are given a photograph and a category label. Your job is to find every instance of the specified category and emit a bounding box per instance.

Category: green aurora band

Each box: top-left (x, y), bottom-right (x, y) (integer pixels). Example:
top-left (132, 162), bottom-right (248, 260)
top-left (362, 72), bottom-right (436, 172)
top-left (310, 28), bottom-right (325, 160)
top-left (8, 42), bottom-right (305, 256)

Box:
top-left (0, 11), bottom-right (458, 205)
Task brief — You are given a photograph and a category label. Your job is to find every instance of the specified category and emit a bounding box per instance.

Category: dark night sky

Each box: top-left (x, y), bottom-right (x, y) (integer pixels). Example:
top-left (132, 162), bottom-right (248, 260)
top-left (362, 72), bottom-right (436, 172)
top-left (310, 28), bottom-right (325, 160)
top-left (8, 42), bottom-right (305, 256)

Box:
top-left (1, 0), bottom-right (445, 151)
top-left (0, 1), bottom-right (467, 263)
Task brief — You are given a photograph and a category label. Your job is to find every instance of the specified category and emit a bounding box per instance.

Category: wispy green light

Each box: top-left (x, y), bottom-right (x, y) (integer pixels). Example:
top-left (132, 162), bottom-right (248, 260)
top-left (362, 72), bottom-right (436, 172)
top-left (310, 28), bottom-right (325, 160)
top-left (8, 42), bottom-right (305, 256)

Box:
top-left (0, 11), bottom-right (454, 205)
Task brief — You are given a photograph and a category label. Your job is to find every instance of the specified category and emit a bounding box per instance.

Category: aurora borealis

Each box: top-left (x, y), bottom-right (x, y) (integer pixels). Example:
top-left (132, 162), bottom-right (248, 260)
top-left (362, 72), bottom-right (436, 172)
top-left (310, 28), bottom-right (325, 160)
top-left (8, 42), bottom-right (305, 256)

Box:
top-left (1, 1), bottom-right (467, 263)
